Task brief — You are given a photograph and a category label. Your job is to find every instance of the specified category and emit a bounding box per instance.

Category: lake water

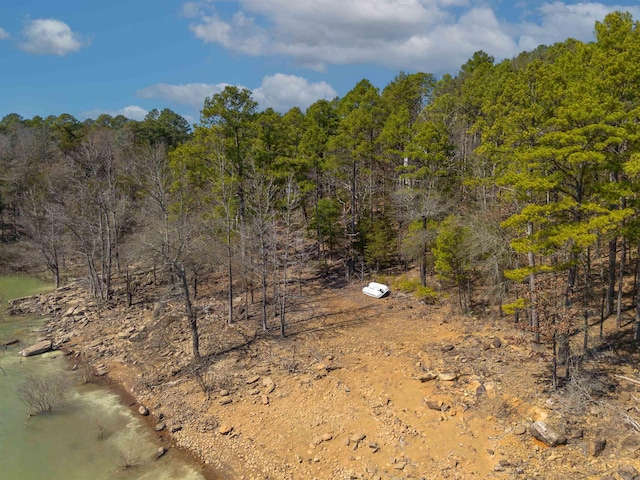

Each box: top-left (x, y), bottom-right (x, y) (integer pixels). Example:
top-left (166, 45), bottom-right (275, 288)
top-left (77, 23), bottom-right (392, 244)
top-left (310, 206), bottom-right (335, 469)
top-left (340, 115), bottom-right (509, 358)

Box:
top-left (0, 276), bottom-right (210, 480)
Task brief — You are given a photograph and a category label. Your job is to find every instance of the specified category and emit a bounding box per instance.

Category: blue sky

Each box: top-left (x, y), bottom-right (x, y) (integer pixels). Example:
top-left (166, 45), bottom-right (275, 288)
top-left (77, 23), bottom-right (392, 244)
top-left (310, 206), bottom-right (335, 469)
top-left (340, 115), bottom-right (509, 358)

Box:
top-left (1, 0), bottom-right (640, 124)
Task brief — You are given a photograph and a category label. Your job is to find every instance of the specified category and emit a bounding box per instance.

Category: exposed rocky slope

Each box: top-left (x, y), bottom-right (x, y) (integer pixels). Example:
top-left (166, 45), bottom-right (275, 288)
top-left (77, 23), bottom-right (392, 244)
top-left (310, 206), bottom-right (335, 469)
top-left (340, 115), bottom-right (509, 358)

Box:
top-left (7, 273), bottom-right (640, 480)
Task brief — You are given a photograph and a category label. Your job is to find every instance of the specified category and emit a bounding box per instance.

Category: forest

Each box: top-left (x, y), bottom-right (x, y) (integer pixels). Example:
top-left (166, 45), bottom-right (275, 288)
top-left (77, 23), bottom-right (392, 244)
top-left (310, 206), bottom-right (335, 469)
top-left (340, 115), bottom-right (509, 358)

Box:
top-left (2, 11), bottom-right (640, 383)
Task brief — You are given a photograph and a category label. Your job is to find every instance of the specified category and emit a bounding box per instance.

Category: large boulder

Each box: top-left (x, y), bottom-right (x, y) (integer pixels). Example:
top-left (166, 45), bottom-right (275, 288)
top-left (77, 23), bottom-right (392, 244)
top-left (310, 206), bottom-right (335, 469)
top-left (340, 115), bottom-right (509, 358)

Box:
top-left (19, 340), bottom-right (52, 357)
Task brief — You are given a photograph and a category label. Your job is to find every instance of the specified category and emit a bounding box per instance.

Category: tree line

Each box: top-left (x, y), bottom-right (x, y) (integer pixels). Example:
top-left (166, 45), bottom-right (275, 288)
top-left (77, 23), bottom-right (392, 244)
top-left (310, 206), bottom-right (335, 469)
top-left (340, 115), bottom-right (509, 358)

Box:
top-left (2, 12), bottom-right (640, 374)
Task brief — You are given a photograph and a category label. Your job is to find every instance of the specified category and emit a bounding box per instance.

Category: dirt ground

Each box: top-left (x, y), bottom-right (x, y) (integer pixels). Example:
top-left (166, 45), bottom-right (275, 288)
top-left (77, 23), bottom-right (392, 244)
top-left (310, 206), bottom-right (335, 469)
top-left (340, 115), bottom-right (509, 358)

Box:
top-left (14, 270), bottom-right (640, 479)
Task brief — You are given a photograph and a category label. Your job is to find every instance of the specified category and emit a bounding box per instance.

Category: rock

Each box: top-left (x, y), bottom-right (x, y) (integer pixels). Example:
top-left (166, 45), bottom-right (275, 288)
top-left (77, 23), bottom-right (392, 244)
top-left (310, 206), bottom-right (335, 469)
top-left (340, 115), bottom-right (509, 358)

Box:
top-left (350, 433), bottom-right (366, 443)
top-left (138, 405), bottom-right (149, 416)
top-left (618, 465), bottom-right (640, 480)
top-left (438, 372), bottom-right (458, 382)
top-left (19, 340), bottom-right (52, 357)
top-left (219, 389), bottom-right (230, 396)
top-left (169, 424), bottom-right (182, 433)
top-left (512, 425), bottom-right (527, 435)
top-left (246, 375), bottom-right (260, 385)
top-left (261, 395), bottom-right (269, 405)
top-left (154, 422), bottom-right (166, 431)
top-left (155, 447), bottom-right (168, 459)
top-left (492, 337), bottom-right (502, 348)
top-left (322, 433), bottom-right (333, 442)
top-left (312, 435), bottom-right (324, 446)
top-left (219, 397), bottom-right (233, 405)
top-left (219, 424), bottom-right (234, 435)
top-left (416, 372), bottom-right (438, 382)
top-left (590, 438), bottom-right (606, 457)
top-left (619, 433), bottom-right (640, 458)
top-left (425, 399), bottom-right (444, 411)
top-left (529, 421), bottom-right (567, 447)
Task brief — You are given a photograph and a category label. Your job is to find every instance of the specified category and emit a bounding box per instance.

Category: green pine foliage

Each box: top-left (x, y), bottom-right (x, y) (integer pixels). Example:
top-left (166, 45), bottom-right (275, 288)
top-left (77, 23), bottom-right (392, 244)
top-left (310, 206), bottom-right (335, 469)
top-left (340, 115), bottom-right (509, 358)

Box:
top-left (6, 10), bottom-right (640, 346)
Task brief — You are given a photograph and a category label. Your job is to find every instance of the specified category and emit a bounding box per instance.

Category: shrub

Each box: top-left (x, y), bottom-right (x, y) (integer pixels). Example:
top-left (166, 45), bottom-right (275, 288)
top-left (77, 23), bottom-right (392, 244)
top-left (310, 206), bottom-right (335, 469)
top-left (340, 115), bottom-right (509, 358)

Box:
top-left (389, 276), bottom-right (438, 304)
top-left (117, 446), bottom-right (143, 470)
top-left (19, 374), bottom-right (69, 415)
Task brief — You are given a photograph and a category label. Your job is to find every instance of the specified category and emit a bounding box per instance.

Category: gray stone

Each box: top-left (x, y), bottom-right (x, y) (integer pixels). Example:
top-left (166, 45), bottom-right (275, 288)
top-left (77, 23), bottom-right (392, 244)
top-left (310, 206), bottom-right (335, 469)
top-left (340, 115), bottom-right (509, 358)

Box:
top-left (425, 399), bottom-right (444, 411)
top-left (138, 405), bottom-right (149, 416)
top-left (19, 340), bottom-right (52, 357)
top-left (590, 438), bottom-right (606, 457)
top-left (529, 421), bottom-right (567, 447)
top-left (618, 465), bottom-right (640, 480)
top-left (512, 425), bottom-right (527, 435)
top-left (619, 433), bottom-right (640, 458)
top-left (155, 447), bottom-right (168, 459)
top-left (417, 372), bottom-right (438, 382)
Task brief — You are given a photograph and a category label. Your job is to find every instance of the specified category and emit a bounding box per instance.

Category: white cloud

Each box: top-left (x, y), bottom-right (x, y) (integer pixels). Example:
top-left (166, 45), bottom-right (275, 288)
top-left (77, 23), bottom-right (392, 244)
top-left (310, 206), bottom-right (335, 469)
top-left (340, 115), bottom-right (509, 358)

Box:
top-left (253, 74), bottom-right (337, 112)
top-left (514, 2), bottom-right (640, 51)
top-left (118, 105), bottom-right (149, 121)
top-left (137, 82), bottom-right (232, 107)
top-left (138, 75), bottom-right (337, 113)
top-left (183, 0), bottom-right (640, 73)
top-left (82, 105), bottom-right (149, 121)
top-left (0, 27), bottom-right (9, 40)
top-left (19, 18), bottom-right (89, 56)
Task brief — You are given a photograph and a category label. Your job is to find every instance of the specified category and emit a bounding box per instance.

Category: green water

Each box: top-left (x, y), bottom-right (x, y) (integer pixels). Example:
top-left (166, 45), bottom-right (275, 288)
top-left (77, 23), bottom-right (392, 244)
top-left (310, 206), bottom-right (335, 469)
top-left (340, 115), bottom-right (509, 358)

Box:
top-left (0, 276), bottom-right (209, 480)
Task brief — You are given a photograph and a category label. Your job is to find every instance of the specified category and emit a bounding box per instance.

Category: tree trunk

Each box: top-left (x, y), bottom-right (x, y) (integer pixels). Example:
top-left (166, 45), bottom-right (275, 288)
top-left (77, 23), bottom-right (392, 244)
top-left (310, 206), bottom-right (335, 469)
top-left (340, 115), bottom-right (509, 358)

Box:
top-left (636, 241), bottom-right (640, 342)
top-left (617, 238), bottom-right (626, 330)
top-left (420, 216), bottom-right (427, 287)
top-left (583, 253), bottom-right (589, 354)
top-left (176, 263), bottom-right (199, 359)
top-left (527, 223), bottom-right (540, 343)
top-left (226, 220), bottom-right (234, 325)
top-left (607, 238), bottom-right (617, 316)
top-left (552, 333), bottom-right (558, 390)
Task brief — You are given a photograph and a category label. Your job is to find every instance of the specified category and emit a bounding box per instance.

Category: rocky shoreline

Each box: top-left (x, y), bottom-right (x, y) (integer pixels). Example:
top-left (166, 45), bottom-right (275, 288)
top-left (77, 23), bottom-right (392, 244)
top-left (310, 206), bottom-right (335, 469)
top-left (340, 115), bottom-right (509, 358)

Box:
top-left (8, 277), bottom-right (640, 479)
top-left (8, 282), bottom-right (225, 479)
